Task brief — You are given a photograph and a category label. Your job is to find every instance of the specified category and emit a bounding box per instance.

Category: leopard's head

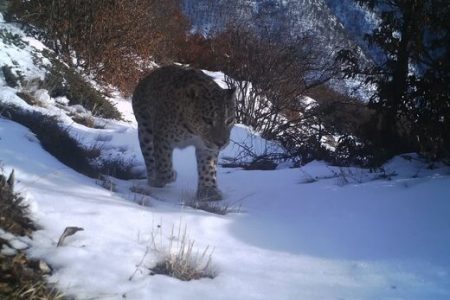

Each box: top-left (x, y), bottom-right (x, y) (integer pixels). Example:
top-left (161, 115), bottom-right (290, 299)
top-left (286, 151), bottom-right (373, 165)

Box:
top-left (184, 83), bottom-right (236, 150)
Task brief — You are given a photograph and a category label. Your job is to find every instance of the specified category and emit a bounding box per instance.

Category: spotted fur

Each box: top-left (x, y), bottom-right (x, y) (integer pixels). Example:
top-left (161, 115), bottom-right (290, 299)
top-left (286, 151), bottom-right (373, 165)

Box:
top-left (132, 65), bottom-right (236, 201)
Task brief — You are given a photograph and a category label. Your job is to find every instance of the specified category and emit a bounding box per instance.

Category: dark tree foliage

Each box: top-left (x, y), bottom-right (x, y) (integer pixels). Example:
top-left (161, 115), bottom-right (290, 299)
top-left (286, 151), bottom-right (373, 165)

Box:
top-left (340, 0), bottom-right (450, 162)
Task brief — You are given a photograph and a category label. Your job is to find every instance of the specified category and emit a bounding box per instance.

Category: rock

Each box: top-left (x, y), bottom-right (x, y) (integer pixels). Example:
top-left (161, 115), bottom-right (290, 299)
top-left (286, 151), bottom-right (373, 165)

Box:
top-left (38, 260), bottom-right (52, 274)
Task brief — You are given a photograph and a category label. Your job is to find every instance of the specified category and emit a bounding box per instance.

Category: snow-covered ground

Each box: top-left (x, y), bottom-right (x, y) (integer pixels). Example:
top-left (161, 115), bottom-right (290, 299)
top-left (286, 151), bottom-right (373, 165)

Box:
top-left (1, 14), bottom-right (450, 300)
top-left (2, 113), bottom-right (450, 300)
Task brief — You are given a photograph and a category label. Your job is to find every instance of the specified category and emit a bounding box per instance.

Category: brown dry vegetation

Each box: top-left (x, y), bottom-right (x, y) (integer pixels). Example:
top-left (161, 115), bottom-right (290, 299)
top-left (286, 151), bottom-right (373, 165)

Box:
top-left (8, 0), bottom-right (190, 94)
top-left (0, 171), bottom-right (63, 299)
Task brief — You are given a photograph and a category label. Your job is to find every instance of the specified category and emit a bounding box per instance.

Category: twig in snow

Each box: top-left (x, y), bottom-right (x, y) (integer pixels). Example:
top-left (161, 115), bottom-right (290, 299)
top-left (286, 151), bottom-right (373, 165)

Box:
top-left (128, 245), bottom-right (150, 281)
top-left (56, 226), bottom-right (84, 247)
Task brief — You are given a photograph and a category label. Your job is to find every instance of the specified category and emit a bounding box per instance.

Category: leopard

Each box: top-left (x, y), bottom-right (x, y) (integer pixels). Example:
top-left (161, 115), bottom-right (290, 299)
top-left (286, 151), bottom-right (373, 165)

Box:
top-left (132, 65), bottom-right (236, 201)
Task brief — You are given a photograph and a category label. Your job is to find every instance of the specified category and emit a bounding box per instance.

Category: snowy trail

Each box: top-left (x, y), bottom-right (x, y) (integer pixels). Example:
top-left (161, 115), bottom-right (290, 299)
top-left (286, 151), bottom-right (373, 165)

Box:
top-left (1, 118), bottom-right (450, 300)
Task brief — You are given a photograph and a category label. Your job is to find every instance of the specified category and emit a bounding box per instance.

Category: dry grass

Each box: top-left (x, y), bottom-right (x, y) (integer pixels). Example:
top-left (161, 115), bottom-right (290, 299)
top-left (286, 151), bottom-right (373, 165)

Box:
top-left (0, 170), bottom-right (64, 299)
top-left (183, 199), bottom-right (240, 215)
top-left (71, 115), bottom-right (96, 128)
top-left (181, 190), bottom-right (241, 215)
top-left (0, 260), bottom-right (64, 300)
top-left (15, 92), bottom-right (41, 106)
top-left (0, 171), bottom-right (35, 236)
top-left (149, 223), bottom-right (216, 281)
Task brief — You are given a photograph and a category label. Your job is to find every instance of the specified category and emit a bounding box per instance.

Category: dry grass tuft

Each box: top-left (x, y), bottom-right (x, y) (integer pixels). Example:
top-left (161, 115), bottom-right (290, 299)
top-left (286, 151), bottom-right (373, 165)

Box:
top-left (0, 169), bottom-right (64, 299)
top-left (149, 223), bottom-right (216, 281)
top-left (0, 171), bottom-right (35, 236)
top-left (181, 191), bottom-right (241, 215)
top-left (183, 199), bottom-right (240, 215)
top-left (0, 253), bottom-right (64, 300)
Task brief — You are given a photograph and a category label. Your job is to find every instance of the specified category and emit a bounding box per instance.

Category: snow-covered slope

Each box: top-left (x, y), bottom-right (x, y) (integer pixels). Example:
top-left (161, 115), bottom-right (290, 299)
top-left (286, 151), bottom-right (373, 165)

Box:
top-left (1, 13), bottom-right (450, 300)
top-left (2, 116), bottom-right (450, 299)
top-left (2, 112), bottom-right (450, 299)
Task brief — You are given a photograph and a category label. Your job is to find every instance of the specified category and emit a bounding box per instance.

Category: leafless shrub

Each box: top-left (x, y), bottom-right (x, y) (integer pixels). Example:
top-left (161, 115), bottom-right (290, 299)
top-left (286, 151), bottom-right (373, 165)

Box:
top-left (9, 0), bottom-right (190, 94)
top-left (193, 24), bottom-right (361, 165)
top-left (180, 22), bottom-right (374, 166)
top-left (211, 25), bottom-right (336, 135)
top-left (298, 165), bottom-right (398, 186)
top-left (220, 134), bottom-right (290, 170)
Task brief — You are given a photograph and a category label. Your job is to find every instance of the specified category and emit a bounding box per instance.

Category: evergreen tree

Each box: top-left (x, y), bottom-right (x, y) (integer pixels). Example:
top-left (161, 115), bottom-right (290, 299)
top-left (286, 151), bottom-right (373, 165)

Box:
top-left (346, 0), bottom-right (450, 161)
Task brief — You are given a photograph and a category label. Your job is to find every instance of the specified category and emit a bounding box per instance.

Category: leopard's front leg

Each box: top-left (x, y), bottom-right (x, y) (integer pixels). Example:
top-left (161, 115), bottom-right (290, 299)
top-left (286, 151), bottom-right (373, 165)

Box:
top-left (195, 147), bottom-right (222, 201)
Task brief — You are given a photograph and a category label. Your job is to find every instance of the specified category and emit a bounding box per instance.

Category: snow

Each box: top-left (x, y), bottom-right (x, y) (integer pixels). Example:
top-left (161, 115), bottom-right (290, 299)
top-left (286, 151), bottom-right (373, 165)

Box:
top-left (2, 115), bottom-right (450, 299)
top-left (1, 13), bottom-right (450, 300)
top-left (0, 20), bottom-right (49, 82)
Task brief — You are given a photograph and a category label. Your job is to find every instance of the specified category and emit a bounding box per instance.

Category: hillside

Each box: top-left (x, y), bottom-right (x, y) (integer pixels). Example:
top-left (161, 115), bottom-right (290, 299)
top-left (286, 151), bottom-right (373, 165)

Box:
top-left (183, 0), bottom-right (370, 54)
top-left (182, 0), bottom-right (374, 98)
top-left (1, 10), bottom-right (450, 300)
